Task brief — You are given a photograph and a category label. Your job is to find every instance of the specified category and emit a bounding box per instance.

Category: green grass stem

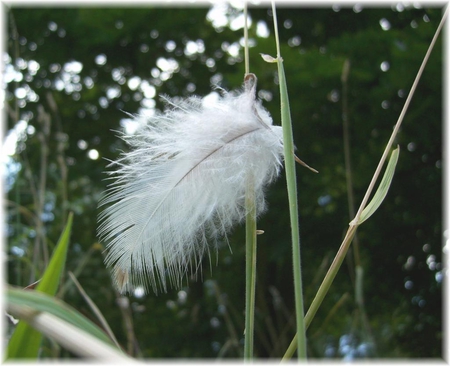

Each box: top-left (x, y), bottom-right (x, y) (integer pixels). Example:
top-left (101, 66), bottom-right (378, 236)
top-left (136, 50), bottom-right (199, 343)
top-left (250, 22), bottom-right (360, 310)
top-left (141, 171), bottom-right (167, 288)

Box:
top-left (243, 4), bottom-right (256, 359)
top-left (271, 2), bottom-right (307, 360)
top-left (244, 180), bottom-right (257, 360)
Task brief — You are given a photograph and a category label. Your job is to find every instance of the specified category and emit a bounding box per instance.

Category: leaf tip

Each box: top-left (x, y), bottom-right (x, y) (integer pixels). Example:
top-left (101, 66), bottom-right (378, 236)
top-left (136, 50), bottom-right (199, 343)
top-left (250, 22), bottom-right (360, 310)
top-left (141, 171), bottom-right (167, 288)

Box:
top-left (260, 53), bottom-right (278, 63)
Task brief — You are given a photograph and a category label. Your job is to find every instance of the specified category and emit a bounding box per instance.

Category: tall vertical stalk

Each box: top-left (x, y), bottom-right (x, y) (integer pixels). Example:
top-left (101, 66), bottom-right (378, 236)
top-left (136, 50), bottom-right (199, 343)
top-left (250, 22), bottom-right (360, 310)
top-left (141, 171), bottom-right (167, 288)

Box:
top-left (244, 179), bottom-right (257, 360)
top-left (271, 2), bottom-right (307, 360)
top-left (243, 3), bottom-right (257, 360)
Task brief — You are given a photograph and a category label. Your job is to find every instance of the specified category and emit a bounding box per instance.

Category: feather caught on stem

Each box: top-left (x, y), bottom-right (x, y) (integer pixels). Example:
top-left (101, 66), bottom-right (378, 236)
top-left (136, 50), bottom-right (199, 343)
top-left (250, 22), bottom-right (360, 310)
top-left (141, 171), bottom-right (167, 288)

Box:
top-left (98, 74), bottom-right (284, 294)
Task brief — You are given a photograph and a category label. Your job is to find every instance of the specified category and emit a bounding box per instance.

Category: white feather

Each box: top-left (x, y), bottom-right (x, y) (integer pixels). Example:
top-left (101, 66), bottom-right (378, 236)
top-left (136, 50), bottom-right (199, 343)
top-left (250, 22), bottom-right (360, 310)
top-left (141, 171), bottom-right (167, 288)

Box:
top-left (98, 74), bottom-right (284, 294)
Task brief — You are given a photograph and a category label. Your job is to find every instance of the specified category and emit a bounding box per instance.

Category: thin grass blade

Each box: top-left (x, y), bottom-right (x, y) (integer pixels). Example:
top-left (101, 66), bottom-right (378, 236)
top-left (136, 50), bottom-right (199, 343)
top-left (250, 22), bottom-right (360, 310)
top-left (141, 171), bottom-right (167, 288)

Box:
top-left (37, 212), bottom-right (73, 294)
top-left (68, 272), bottom-right (121, 348)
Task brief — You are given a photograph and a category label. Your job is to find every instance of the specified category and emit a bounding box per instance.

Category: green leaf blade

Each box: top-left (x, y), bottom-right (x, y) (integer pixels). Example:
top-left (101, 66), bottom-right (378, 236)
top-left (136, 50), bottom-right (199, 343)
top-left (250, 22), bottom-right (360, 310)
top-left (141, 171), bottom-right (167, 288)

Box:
top-left (36, 212), bottom-right (73, 294)
top-left (358, 147), bottom-right (400, 224)
top-left (6, 213), bottom-right (74, 360)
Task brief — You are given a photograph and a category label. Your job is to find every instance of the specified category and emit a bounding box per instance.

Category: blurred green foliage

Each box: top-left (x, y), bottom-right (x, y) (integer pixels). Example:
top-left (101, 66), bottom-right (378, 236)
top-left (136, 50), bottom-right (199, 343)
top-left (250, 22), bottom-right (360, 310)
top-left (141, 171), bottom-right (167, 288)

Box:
top-left (5, 3), bottom-right (442, 359)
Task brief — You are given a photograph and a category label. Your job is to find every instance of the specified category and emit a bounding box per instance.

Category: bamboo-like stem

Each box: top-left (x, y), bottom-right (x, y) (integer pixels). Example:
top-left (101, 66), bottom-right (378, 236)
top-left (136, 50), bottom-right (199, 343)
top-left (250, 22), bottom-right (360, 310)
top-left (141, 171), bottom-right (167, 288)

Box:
top-left (271, 2), bottom-right (307, 360)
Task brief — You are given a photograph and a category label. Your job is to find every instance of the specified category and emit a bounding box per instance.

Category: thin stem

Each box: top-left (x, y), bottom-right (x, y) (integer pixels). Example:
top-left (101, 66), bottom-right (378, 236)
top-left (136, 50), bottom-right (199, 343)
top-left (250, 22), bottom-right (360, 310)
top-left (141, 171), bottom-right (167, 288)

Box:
top-left (271, 1), bottom-right (307, 360)
top-left (244, 180), bottom-right (257, 360)
top-left (244, 3), bottom-right (250, 75)
top-left (272, 3), bottom-right (281, 58)
top-left (68, 272), bottom-right (121, 350)
top-left (243, 5), bottom-right (256, 360)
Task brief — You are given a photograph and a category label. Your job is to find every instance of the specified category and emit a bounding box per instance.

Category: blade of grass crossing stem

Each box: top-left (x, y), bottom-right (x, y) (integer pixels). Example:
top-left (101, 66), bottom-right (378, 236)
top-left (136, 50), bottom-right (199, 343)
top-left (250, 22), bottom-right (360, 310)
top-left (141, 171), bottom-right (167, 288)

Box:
top-left (7, 300), bottom-right (132, 361)
top-left (6, 212), bottom-right (73, 359)
top-left (270, 2), bottom-right (307, 358)
top-left (244, 180), bottom-right (257, 360)
top-left (7, 287), bottom-right (117, 348)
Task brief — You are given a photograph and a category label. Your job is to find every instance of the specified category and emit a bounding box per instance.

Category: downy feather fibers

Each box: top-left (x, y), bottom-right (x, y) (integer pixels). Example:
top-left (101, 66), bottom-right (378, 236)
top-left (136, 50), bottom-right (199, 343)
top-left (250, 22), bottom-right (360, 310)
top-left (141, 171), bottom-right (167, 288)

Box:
top-left (98, 74), bottom-right (284, 294)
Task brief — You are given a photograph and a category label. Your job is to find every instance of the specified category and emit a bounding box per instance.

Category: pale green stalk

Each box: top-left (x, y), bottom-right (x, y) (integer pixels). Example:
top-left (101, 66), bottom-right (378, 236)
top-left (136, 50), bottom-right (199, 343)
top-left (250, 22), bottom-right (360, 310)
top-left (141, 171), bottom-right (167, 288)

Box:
top-left (271, 2), bottom-right (307, 360)
top-left (244, 179), bottom-right (257, 360)
top-left (243, 3), bottom-right (257, 360)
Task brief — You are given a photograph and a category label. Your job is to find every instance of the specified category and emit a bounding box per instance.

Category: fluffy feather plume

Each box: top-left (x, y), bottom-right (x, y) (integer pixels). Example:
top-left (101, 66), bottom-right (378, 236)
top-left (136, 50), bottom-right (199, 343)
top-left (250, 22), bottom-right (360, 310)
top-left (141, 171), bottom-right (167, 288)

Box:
top-left (98, 74), bottom-right (284, 294)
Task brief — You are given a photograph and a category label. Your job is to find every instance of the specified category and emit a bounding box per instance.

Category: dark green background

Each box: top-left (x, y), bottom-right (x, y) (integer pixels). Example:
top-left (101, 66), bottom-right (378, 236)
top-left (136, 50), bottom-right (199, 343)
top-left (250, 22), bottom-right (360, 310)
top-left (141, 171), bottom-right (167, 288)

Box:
top-left (5, 3), bottom-right (443, 359)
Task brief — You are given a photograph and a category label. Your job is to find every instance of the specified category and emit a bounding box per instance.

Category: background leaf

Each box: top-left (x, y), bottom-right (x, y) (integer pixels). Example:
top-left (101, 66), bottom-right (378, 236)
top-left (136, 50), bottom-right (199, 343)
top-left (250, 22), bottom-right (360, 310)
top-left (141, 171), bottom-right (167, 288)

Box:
top-left (6, 213), bottom-right (73, 359)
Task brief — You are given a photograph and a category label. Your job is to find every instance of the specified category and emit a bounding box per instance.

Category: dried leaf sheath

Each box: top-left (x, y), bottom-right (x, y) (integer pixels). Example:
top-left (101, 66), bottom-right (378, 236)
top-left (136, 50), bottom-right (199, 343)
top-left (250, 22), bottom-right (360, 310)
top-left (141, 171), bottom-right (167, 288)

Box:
top-left (98, 75), bottom-right (284, 294)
